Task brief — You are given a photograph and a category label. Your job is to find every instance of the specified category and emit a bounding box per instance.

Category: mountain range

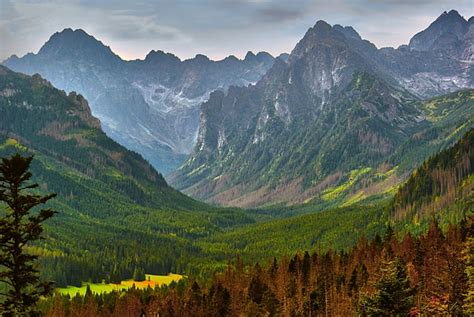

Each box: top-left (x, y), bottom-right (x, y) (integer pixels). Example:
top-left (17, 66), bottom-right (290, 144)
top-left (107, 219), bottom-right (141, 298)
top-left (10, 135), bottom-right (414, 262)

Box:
top-left (1, 8), bottom-right (474, 301)
top-left (0, 65), bottom-right (253, 286)
top-left (170, 10), bottom-right (474, 207)
top-left (6, 10), bottom-right (473, 179)
top-left (3, 29), bottom-right (276, 174)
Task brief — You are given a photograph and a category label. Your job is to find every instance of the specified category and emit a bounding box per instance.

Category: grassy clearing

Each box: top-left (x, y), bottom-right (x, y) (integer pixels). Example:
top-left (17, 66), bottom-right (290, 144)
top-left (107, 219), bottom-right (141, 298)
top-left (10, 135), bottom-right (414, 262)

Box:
top-left (321, 168), bottom-right (371, 201)
top-left (57, 274), bottom-right (183, 296)
top-left (0, 138), bottom-right (27, 151)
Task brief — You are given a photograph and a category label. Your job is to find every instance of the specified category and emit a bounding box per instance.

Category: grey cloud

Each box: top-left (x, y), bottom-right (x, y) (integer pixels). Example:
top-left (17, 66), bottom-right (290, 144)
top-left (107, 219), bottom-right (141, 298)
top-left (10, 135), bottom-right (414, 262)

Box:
top-left (95, 14), bottom-right (188, 42)
top-left (0, 0), bottom-right (473, 62)
top-left (256, 7), bottom-right (305, 23)
top-left (0, 0), bottom-right (19, 21)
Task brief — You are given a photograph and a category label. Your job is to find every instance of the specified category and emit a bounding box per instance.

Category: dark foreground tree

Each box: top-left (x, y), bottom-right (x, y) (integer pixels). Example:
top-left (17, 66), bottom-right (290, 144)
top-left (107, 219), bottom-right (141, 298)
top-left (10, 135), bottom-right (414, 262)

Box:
top-left (0, 154), bottom-right (56, 316)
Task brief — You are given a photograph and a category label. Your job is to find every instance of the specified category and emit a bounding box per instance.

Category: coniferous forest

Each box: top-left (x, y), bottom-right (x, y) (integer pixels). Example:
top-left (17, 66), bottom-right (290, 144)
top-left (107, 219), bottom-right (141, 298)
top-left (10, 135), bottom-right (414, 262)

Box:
top-left (38, 218), bottom-right (474, 316)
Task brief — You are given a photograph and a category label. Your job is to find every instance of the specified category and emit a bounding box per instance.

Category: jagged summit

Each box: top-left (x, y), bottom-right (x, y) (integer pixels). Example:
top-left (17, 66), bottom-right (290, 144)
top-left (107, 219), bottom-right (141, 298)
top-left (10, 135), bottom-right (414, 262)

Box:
top-left (42, 28), bottom-right (101, 50)
top-left (255, 51), bottom-right (273, 61)
top-left (244, 51), bottom-right (256, 61)
top-left (3, 28), bottom-right (275, 174)
top-left (290, 20), bottom-right (362, 62)
top-left (35, 28), bottom-right (121, 63)
top-left (218, 55), bottom-right (237, 63)
top-left (243, 51), bottom-right (272, 63)
top-left (333, 24), bottom-right (362, 40)
top-left (171, 10), bottom-right (474, 207)
top-left (186, 54), bottom-right (211, 63)
top-left (409, 9), bottom-right (469, 52)
top-left (313, 20), bottom-right (332, 30)
top-left (144, 50), bottom-right (181, 63)
top-left (435, 10), bottom-right (465, 23)
top-left (295, 20), bottom-right (365, 45)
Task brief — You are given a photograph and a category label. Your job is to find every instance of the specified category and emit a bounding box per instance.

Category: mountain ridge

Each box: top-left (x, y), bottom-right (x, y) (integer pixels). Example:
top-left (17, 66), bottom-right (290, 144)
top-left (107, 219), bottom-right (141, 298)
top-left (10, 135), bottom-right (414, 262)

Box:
top-left (5, 11), bottom-right (473, 176)
top-left (171, 12), bottom-right (474, 208)
top-left (3, 28), bottom-right (276, 174)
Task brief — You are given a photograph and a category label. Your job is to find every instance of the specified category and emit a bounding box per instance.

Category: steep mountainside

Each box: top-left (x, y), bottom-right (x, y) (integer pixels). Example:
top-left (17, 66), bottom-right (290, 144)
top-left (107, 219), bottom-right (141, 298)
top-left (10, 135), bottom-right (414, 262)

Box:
top-left (382, 10), bottom-right (474, 97)
top-left (3, 29), bottom-right (275, 174)
top-left (0, 66), bottom-right (252, 286)
top-left (392, 128), bottom-right (474, 224)
top-left (195, 128), bottom-right (474, 266)
top-left (171, 13), bottom-right (474, 208)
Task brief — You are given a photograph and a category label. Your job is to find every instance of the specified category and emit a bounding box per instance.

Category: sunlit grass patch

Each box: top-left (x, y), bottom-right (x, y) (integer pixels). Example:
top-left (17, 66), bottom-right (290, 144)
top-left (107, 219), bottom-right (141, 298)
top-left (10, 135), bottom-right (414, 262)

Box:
top-left (57, 273), bottom-right (184, 296)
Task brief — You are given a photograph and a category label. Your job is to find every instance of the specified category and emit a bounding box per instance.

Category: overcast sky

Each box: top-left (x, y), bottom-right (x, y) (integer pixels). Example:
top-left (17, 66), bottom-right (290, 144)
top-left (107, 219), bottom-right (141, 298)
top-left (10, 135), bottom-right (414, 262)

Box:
top-left (1, 0), bottom-right (472, 62)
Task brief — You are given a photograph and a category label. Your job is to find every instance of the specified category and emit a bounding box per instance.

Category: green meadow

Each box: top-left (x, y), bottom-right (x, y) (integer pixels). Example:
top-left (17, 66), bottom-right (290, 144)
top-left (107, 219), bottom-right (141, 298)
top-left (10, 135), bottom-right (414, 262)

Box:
top-left (57, 274), bottom-right (183, 296)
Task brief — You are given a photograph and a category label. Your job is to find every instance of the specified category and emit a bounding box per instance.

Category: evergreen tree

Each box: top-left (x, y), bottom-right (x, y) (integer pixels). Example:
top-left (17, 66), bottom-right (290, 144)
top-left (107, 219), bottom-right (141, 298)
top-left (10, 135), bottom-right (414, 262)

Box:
top-left (302, 251), bottom-right (311, 284)
top-left (132, 266), bottom-right (146, 282)
top-left (84, 284), bottom-right (93, 299)
top-left (209, 282), bottom-right (230, 317)
top-left (0, 154), bottom-right (56, 316)
top-left (361, 258), bottom-right (415, 316)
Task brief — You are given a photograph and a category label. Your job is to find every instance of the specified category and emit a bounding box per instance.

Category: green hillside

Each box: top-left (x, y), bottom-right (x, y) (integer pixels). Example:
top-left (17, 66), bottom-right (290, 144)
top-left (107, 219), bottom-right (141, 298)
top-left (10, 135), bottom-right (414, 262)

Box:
top-left (279, 90), bottom-right (474, 216)
top-left (392, 127), bottom-right (474, 232)
top-left (195, 128), bottom-right (474, 265)
top-left (0, 66), bottom-right (252, 286)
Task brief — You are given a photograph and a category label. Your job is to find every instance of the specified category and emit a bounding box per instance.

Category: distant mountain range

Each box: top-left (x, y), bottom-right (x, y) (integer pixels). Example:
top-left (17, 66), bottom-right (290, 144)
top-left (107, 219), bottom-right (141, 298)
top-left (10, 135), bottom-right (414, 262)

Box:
top-left (3, 10), bottom-right (473, 209)
top-left (3, 29), bottom-right (276, 174)
top-left (170, 10), bottom-right (474, 207)
top-left (6, 11), bottom-right (472, 177)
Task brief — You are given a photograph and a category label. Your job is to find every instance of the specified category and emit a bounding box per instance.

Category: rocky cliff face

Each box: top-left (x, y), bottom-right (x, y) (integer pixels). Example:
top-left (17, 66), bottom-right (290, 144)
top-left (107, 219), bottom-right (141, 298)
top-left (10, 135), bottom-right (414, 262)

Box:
top-left (409, 10), bottom-right (470, 53)
top-left (3, 29), bottom-right (275, 174)
top-left (385, 10), bottom-right (474, 98)
top-left (170, 11), bottom-right (474, 207)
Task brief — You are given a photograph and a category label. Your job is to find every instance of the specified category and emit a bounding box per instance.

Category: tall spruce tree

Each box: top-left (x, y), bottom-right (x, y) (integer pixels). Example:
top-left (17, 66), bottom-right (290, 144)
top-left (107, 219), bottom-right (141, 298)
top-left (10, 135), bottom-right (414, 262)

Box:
top-left (361, 257), bottom-right (415, 316)
top-left (0, 154), bottom-right (56, 316)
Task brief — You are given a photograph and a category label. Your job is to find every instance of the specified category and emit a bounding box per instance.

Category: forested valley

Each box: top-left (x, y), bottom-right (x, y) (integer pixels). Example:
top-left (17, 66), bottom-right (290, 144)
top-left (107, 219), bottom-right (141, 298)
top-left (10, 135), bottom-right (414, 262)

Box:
top-left (1, 7), bottom-right (474, 316)
top-left (39, 217), bottom-right (474, 316)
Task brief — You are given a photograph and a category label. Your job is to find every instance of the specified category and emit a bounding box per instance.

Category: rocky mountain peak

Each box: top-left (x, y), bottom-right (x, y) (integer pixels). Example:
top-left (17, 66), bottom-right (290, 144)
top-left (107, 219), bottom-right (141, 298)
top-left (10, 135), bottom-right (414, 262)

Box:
top-left (333, 24), bottom-right (362, 40)
top-left (244, 51), bottom-right (257, 61)
top-left (144, 50), bottom-right (181, 64)
top-left (243, 51), bottom-right (273, 63)
top-left (436, 10), bottom-right (465, 23)
top-left (222, 55), bottom-right (240, 63)
top-left (255, 51), bottom-right (274, 63)
top-left (409, 10), bottom-right (468, 52)
top-left (290, 20), bottom-right (352, 60)
top-left (37, 28), bottom-right (121, 62)
top-left (313, 20), bottom-right (332, 32)
top-left (192, 54), bottom-right (211, 62)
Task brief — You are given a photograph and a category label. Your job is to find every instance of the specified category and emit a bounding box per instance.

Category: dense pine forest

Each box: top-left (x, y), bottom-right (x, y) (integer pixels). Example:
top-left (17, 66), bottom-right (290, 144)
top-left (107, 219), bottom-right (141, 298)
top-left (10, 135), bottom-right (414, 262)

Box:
top-left (39, 217), bottom-right (474, 316)
top-left (392, 128), bottom-right (473, 222)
